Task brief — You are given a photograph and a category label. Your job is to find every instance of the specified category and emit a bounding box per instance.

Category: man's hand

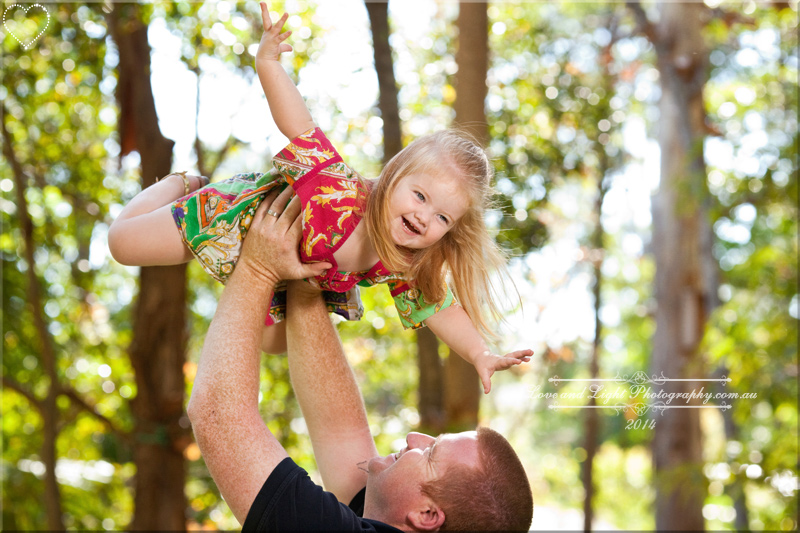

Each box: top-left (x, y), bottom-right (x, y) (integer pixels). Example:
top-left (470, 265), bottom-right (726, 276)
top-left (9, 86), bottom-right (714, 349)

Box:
top-left (238, 186), bottom-right (331, 285)
top-left (473, 349), bottom-right (533, 394)
top-left (256, 2), bottom-right (292, 64)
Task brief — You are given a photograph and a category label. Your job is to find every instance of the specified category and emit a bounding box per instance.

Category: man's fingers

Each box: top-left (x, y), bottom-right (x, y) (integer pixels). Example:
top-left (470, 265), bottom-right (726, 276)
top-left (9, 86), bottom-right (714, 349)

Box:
top-left (288, 201), bottom-right (304, 236)
top-left (279, 199), bottom-right (303, 245)
top-left (281, 194), bottom-right (302, 221)
top-left (270, 187), bottom-right (295, 221)
top-left (301, 262), bottom-right (332, 279)
top-left (253, 189), bottom-right (280, 226)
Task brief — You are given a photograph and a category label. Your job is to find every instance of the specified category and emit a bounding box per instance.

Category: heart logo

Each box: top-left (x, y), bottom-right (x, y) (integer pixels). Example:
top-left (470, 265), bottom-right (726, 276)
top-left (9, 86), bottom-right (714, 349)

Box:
top-left (3, 3), bottom-right (50, 50)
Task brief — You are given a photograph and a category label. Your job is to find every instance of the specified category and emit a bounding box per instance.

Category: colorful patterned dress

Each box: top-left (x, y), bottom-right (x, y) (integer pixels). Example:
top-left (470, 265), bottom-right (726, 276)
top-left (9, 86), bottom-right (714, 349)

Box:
top-left (171, 128), bottom-right (454, 329)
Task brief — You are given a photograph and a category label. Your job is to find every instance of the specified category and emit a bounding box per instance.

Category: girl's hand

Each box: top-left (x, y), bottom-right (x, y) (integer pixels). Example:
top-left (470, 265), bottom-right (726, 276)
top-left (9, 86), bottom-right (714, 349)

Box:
top-left (256, 2), bottom-right (292, 63)
top-left (473, 349), bottom-right (533, 395)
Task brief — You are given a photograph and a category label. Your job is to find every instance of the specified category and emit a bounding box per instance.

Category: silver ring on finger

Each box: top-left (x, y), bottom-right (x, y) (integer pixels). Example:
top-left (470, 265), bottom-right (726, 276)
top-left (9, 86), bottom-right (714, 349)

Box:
top-left (266, 209), bottom-right (281, 218)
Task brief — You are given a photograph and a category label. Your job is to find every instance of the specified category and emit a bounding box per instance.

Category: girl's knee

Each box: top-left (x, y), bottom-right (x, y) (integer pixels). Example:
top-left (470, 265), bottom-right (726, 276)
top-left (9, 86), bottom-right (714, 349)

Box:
top-left (107, 222), bottom-right (133, 265)
top-left (107, 206), bottom-right (191, 267)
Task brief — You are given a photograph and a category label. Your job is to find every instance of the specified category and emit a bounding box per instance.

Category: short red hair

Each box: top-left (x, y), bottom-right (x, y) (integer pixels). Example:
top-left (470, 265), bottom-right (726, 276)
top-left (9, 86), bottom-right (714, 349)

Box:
top-left (421, 427), bottom-right (533, 531)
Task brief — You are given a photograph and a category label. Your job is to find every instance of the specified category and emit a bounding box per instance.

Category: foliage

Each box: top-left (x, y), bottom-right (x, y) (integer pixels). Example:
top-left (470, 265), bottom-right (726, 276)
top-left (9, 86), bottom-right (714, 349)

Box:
top-left (700, 5), bottom-right (798, 531)
top-left (1, 0), bottom-right (796, 530)
top-left (2, 2), bottom-right (129, 529)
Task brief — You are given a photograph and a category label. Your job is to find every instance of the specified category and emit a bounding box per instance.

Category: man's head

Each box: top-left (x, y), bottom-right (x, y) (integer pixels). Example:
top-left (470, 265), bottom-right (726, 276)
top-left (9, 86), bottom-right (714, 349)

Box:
top-left (363, 428), bottom-right (533, 531)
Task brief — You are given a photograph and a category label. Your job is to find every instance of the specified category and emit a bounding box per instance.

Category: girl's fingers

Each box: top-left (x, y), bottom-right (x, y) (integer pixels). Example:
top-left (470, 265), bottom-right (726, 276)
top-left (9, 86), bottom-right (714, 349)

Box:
top-left (504, 355), bottom-right (528, 366)
top-left (507, 349), bottom-right (534, 359)
top-left (260, 2), bottom-right (272, 30)
top-left (278, 30), bottom-right (291, 42)
top-left (275, 12), bottom-right (289, 32)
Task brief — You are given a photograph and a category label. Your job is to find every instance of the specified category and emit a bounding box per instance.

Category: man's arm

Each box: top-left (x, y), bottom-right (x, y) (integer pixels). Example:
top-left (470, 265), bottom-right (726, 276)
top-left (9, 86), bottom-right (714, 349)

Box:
top-left (256, 2), bottom-right (316, 140)
top-left (187, 188), bottom-right (329, 523)
top-left (285, 282), bottom-right (379, 504)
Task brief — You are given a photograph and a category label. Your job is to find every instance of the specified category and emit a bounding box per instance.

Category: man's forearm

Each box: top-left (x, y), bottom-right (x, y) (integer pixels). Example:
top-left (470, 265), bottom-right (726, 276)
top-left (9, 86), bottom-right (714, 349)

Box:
top-left (256, 59), bottom-right (316, 140)
top-left (190, 262), bottom-right (270, 413)
top-left (285, 284), bottom-right (378, 503)
top-left (187, 262), bottom-right (287, 522)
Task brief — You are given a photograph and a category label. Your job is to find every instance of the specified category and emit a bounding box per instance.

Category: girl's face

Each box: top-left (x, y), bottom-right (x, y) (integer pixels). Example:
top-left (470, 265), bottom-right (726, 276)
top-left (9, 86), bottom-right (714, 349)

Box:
top-left (387, 170), bottom-right (469, 249)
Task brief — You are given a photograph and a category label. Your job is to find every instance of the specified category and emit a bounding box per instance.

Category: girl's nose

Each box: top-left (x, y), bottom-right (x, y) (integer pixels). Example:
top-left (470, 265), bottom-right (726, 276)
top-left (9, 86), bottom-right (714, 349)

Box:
top-left (414, 210), bottom-right (429, 228)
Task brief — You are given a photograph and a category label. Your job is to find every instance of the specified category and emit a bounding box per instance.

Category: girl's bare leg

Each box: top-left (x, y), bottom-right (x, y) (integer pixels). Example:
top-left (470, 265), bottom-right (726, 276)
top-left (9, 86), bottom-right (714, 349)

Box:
top-left (108, 173), bottom-right (207, 266)
top-left (261, 321), bottom-right (287, 354)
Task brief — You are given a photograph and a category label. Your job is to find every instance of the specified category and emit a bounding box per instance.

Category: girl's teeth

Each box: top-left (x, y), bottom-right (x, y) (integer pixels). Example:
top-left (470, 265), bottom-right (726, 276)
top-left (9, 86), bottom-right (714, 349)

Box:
top-left (403, 218), bottom-right (419, 234)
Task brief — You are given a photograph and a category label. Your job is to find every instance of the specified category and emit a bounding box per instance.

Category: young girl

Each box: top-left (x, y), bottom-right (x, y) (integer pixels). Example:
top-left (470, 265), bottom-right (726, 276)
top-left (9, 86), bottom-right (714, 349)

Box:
top-left (108, 2), bottom-right (532, 394)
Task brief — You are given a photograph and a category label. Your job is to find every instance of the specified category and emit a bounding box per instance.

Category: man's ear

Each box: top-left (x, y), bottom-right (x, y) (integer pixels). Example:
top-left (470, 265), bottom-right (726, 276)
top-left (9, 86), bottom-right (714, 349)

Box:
top-left (407, 503), bottom-right (445, 531)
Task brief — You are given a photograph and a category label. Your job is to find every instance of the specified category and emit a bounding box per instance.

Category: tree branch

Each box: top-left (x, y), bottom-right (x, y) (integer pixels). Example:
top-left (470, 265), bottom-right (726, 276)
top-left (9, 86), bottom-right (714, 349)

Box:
top-left (58, 386), bottom-right (131, 441)
top-left (2, 376), bottom-right (43, 411)
top-left (210, 135), bottom-right (241, 176)
top-left (626, 1), bottom-right (656, 42)
top-left (3, 101), bottom-right (67, 529)
top-left (1, 102), bottom-right (59, 383)
top-left (709, 7), bottom-right (757, 28)
top-left (191, 63), bottom-right (242, 179)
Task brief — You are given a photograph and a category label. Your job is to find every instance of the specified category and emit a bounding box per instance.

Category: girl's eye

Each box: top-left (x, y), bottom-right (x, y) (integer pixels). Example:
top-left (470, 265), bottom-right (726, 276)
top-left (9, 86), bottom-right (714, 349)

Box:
top-left (437, 214), bottom-right (449, 224)
top-left (416, 191), bottom-right (425, 201)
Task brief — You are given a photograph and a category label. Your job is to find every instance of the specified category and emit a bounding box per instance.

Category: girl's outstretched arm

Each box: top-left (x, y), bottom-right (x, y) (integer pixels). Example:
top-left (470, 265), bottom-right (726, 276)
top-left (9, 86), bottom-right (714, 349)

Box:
top-left (256, 2), bottom-right (316, 140)
top-left (426, 304), bottom-right (533, 394)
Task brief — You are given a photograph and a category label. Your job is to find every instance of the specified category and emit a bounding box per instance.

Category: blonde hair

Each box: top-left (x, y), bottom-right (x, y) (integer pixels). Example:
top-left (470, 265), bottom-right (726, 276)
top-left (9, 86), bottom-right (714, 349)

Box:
top-left (363, 130), bottom-right (513, 341)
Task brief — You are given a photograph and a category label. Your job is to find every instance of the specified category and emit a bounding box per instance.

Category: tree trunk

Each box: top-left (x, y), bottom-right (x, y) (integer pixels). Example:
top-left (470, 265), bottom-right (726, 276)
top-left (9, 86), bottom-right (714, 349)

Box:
top-left (2, 109), bottom-right (65, 532)
top-left (365, 1), bottom-right (402, 163)
top-left (417, 328), bottom-right (446, 432)
top-left (445, 0), bottom-right (489, 430)
top-left (649, 3), bottom-right (714, 530)
top-left (365, 1), bottom-right (448, 433)
top-left (713, 367), bottom-right (749, 530)
top-left (453, 1), bottom-right (489, 145)
top-left (107, 5), bottom-right (188, 530)
top-left (583, 163), bottom-right (610, 532)
top-left (444, 349), bottom-right (481, 430)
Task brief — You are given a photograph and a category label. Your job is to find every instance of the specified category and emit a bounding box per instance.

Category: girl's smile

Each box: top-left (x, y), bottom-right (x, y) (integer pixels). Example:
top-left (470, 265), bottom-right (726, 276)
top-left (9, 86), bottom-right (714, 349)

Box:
top-left (388, 171), bottom-right (469, 249)
top-left (401, 216), bottom-right (421, 235)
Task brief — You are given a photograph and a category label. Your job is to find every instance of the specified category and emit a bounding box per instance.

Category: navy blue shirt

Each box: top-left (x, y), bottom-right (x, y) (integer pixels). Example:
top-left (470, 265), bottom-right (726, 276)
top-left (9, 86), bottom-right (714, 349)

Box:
top-left (243, 457), bottom-right (402, 532)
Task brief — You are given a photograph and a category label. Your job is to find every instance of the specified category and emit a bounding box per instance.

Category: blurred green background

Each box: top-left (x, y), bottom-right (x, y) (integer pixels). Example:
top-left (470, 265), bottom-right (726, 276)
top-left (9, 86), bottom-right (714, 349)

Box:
top-left (2, 0), bottom-right (797, 530)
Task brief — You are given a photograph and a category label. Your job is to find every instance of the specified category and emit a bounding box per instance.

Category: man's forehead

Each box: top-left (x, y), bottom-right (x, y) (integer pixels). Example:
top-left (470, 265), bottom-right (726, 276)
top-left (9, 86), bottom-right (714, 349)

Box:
top-left (440, 430), bottom-right (478, 442)
top-left (435, 431), bottom-right (479, 466)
